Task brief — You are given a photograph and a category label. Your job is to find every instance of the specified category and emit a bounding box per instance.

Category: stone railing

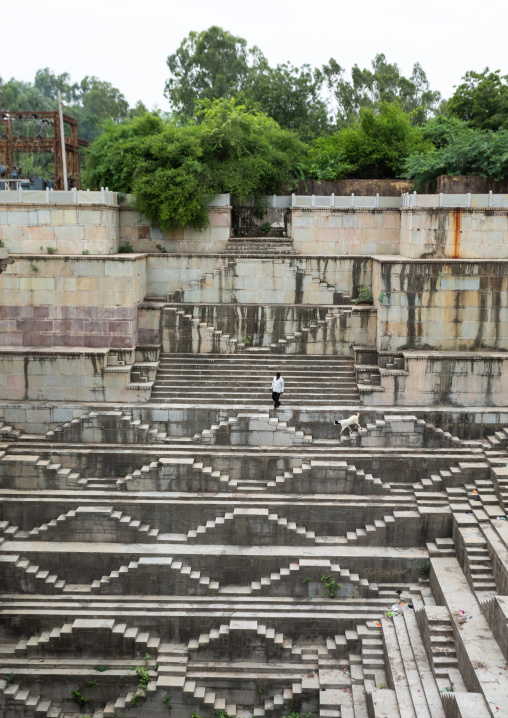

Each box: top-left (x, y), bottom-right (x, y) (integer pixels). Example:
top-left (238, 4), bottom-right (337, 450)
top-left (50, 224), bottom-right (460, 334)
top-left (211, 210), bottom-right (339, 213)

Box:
top-left (0, 187), bottom-right (117, 204)
top-left (402, 191), bottom-right (508, 208)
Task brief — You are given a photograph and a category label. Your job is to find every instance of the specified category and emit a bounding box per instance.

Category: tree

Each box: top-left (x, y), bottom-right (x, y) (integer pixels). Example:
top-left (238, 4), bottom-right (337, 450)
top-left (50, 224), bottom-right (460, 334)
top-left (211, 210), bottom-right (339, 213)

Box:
top-left (323, 54), bottom-right (441, 126)
top-left (34, 68), bottom-right (79, 103)
top-left (305, 102), bottom-right (431, 180)
top-left (164, 27), bottom-right (329, 139)
top-left (85, 100), bottom-right (307, 230)
top-left (0, 68), bottom-right (139, 143)
top-left (72, 76), bottom-right (130, 142)
top-left (403, 116), bottom-right (508, 186)
top-left (165, 26), bottom-right (266, 117)
top-left (85, 112), bottom-right (166, 193)
top-left (447, 68), bottom-right (508, 130)
top-left (247, 63), bottom-right (329, 140)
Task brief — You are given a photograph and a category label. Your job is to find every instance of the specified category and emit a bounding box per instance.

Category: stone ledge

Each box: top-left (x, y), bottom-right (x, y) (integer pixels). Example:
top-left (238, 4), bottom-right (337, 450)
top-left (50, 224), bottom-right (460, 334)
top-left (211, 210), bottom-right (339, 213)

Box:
top-left (372, 254), bottom-right (508, 264)
top-left (401, 351), bottom-right (508, 361)
top-left (0, 202), bottom-right (118, 209)
top-left (0, 346), bottom-right (130, 357)
top-left (10, 253), bottom-right (146, 261)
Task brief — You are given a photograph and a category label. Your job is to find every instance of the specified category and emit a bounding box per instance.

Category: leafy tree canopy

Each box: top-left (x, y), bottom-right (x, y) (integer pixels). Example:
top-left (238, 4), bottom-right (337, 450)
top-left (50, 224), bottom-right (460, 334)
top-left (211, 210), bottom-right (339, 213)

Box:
top-left (322, 54), bottom-right (441, 127)
top-left (447, 68), bottom-right (508, 131)
top-left (0, 68), bottom-right (145, 143)
top-left (165, 26), bottom-right (265, 117)
top-left (85, 99), bottom-right (306, 230)
top-left (165, 26), bottom-right (330, 139)
top-left (403, 115), bottom-right (508, 186)
top-left (305, 102), bottom-right (431, 180)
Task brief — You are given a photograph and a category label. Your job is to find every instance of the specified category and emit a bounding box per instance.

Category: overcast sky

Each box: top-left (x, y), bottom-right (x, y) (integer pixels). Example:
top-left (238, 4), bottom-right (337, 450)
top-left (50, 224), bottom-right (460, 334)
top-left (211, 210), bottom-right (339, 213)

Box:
top-left (2, 0), bottom-right (508, 110)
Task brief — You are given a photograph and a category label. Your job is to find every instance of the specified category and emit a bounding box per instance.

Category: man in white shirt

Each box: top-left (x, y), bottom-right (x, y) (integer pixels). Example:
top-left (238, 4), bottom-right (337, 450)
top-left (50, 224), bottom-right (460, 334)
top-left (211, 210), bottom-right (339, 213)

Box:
top-left (271, 372), bottom-right (284, 409)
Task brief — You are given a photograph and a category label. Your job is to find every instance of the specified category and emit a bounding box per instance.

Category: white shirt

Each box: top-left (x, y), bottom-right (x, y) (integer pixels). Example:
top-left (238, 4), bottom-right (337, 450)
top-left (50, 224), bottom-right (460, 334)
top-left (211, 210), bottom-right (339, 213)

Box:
top-left (271, 376), bottom-right (284, 393)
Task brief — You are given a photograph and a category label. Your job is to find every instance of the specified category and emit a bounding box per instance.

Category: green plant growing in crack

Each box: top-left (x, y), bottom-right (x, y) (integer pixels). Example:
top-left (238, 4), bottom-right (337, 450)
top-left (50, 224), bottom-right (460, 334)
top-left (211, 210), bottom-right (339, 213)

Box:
top-left (303, 577), bottom-right (311, 584)
top-left (378, 291), bottom-right (386, 303)
top-left (260, 221), bottom-right (271, 234)
top-left (353, 287), bottom-right (373, 305)
top-left (241, 335), bottom-right (252, 346)
top-left (163, 695), bottom-right (172, 708)
top-left (88, 680), bottom-right (99, 687)
top-left (94, 665), bottom-right (108, 672)
top-left (419, 560), bottom-right (431, 580)
top-left (72, 689), bottom-right (90, 707)
top-left (3, 673), bottom-right (14, 685)
top-left (320, 574), bottom-right (342, 598)
top-left (130, 654), bottom-right (152, 706)
top-left (31, 263), bottom-right (39, 272)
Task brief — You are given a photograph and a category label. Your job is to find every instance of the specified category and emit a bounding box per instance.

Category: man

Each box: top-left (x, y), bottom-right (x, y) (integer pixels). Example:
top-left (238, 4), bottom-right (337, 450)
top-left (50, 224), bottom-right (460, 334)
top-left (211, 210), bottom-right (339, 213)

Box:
top-left (271, 372), bottom-right (284, 409)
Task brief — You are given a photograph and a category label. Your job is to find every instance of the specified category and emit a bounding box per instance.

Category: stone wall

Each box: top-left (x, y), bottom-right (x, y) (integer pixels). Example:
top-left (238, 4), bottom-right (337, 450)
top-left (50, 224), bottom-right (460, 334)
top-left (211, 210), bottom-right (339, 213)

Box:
top-left (145, 255), bottom-right (372, 304)
top-left (400, 208), bottom-right (508, 259)
top-left (0, 348), bottom-right (150, 402)
top-left (119, 206), bottom-right (231, 253)
top-left (435, 175), bottom-right (508, 194)
top-left (368, 352), bottom-right (508, 407)
top-left (0, 255), bottom-right (146, 348)
top-left (285, 178), bottom-right (414, 196)
top-left (0, 203), bottom-right (119, 254)
top-left (291, 208), bottom-right (400, 255)
top-left (372, 258), bottom-right (508, 352)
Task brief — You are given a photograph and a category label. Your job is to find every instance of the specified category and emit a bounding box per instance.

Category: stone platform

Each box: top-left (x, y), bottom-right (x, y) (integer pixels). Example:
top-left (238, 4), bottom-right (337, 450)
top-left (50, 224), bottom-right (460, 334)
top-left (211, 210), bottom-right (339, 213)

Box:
top-left (1, 196), bottom-right (508, 717)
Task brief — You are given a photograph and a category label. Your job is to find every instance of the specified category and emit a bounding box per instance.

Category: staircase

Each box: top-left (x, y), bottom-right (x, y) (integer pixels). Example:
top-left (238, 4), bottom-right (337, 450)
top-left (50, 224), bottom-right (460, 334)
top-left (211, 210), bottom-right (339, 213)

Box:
top-left (223, 237), bottom-right (298, 254)
top-left (150, 354), bottom-right (360, 404)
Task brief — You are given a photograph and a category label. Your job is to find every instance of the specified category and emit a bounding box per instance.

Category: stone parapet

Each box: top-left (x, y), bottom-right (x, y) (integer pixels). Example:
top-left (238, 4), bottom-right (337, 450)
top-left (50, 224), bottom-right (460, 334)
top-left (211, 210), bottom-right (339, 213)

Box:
top-left (0, 203), bottom-right (120, 254)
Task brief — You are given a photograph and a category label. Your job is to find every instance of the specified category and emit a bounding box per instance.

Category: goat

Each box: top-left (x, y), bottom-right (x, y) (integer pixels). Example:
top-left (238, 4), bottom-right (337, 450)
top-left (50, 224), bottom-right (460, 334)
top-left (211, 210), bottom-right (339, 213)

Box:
top-left (334, 413), bottom-right (361, 435)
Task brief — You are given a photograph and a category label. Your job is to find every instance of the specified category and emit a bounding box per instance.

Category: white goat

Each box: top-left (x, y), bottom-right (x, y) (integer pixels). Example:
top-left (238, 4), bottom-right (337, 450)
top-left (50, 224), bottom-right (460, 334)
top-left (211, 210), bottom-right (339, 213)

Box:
top-left (334, 413), bottom-right (361, 435)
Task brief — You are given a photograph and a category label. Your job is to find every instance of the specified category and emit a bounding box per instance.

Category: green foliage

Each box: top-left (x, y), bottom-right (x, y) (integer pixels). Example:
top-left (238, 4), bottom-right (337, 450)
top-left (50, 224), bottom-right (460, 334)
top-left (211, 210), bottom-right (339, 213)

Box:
top-left (260, 221), bottom-right (271, 234)
top-left (156, 243), bottom-right (168, 253)
top-left (354, 287), bottom-right (373, 305)
top-left (282, 712), bottom-right (312, 718)
top-left (118, 241), bottom-right (134, 254)
top-left (419, 561), bottom-right (431, 580)
top-left (81, 250), bottom-right (90, 255)
top-left (163, 695), bottom-right (172, 708)
top-left (303, 577), bottom-right (311, 584)
top-left (46, 247), bottom-right (57, 254)
top-left (320, 574), bottom-right (342, 598)
top-left (31, 263), bottom-right (39, 272)
top-left (165, 26), bottom-right (327, 139)
top-left (306, 103), bottom-right (431, 180)
top-left (245, 62), bottom-right (330, 140)
top-left (85, 113), bottom-right (166, 193)
top-left (87, 680), bottom-right (98, 687)
top-left (3, 673), bottom-right (14, 685)
top-left (0, 68), bottom-right (143, 146)
top-left (165, 26), bottom-right (263, 117)
top-left (403, 115), bottom-right (508, 186)
top-left (378, 292), bottom-right (386, 303)
top-left (447, 68), bottom-right (508, 130)
top-left (322, 53), bottom-right (441, 127)
top-left (94, 665), bottom-right (108, 672)
top-left (72, 689), bottom-right (90, 707)
top-left (86, 99), bottom-right (305, 231)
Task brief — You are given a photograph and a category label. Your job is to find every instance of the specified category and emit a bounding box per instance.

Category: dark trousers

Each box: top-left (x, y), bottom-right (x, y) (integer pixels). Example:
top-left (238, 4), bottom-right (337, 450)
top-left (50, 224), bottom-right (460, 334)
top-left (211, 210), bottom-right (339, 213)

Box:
top-left (272, 392), bottom-right (281, 407)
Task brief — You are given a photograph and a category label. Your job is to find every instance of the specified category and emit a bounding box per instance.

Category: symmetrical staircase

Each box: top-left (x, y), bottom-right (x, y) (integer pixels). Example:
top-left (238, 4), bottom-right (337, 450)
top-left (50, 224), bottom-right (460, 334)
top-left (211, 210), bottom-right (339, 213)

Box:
top-left (150, 354), bottom-right (360, 404)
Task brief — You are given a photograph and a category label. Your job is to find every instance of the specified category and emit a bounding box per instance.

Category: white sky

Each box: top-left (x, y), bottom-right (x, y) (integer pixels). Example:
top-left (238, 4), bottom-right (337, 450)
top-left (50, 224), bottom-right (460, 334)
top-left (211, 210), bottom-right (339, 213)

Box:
top-left (2, 0), bottom-right (508, 109)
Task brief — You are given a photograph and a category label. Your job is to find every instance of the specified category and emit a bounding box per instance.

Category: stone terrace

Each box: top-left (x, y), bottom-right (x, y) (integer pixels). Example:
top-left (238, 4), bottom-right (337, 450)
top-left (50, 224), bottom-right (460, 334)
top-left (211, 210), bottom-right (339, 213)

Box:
top-left (1, 195), bottom-right (508, 718)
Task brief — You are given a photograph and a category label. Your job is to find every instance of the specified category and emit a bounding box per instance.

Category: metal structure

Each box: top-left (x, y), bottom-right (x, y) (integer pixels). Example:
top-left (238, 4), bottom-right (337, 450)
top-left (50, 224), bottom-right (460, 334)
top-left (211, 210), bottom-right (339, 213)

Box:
top-left (0, 110), bottom-right (87, 189)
